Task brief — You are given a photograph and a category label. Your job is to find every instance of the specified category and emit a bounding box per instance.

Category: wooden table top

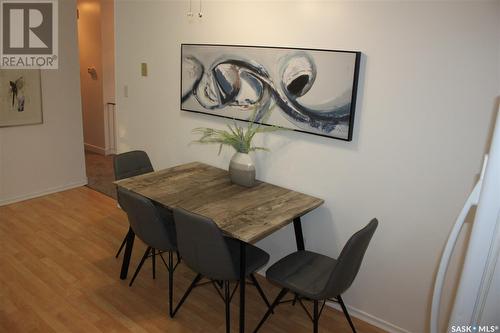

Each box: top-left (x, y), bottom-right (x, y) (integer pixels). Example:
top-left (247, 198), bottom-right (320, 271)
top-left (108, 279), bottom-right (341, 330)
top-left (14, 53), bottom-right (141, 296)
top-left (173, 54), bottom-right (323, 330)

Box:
top-left (114, 162), bottom-right (324, 243)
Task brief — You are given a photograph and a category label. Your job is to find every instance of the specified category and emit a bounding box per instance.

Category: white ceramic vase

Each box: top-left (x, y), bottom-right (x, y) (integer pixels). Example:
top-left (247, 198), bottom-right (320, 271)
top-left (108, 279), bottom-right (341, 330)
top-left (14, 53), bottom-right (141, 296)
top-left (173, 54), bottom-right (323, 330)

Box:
top-left (229, 152), bottom-right (256, 187)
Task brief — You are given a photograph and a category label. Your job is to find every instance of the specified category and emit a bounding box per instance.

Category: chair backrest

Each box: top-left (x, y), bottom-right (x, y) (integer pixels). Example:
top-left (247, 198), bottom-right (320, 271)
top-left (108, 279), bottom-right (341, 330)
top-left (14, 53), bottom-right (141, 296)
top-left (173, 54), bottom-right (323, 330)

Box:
top-left (322, 218), bottom-right (378, 299)
top-left (113, 150), bottom-right (154, 181)
top-left (118, 187), bottom-right (176, 251)
top-left (173, 208), bottom-right (238, 281)
top-left (114, 150), bottom-right (154, 208)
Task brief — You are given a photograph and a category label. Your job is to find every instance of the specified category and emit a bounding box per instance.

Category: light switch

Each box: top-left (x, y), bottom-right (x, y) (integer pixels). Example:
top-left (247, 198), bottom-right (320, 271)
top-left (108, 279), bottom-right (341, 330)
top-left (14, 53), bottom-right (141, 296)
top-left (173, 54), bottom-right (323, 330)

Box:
top-left (141, 63), bottom-right (148, 77)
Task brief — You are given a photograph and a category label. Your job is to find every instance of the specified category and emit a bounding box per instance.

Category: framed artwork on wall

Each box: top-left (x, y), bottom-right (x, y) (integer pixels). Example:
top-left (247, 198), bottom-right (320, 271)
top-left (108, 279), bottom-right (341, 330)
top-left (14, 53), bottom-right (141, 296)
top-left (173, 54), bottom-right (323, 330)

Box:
top-left (181, 44), bottom-right (361, 141)
top-left (0, 69), bottom-right (43, 127)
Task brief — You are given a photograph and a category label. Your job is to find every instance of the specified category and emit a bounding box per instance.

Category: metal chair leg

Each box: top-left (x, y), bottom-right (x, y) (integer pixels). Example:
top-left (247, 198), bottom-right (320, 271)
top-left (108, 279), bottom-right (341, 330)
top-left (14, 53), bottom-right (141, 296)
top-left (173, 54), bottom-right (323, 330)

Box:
top-left (249, 274), bottom-right (272, 311)
top-left (313, 300), bottom-right (319, 333)
top-left (337, 295), bottom-right (357, 333)
top-left (129, 247), bottom-right (151, 287)
top-left (120, 228), bottom-right (135, 280)
top-left (172, 273), bottom-right (203, 317)
top-left (253, 288), bottom-right (288, 333)
top-left (115, 233), bottom-right (128, 258)
top-left (225, 281), bottom-right (230, 333)
top-left (152, 248), bottom-right (156, 279)
top-left (176, 250), bottom-right (181, 263)
top-left (168, 251), bottom-right (174, 318)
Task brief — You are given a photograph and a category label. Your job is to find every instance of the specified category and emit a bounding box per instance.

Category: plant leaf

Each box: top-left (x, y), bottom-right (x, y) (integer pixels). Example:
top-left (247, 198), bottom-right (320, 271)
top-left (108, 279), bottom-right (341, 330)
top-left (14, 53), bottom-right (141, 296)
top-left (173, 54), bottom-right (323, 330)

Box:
top-left (190, 102), bottom-right (285, 155)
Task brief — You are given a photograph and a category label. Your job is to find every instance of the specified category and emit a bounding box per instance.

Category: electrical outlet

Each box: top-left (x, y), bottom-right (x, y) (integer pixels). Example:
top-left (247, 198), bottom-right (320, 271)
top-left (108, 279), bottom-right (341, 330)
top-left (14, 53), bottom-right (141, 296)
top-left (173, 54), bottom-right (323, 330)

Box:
top-left (141, 63), bottom-right (148, 77)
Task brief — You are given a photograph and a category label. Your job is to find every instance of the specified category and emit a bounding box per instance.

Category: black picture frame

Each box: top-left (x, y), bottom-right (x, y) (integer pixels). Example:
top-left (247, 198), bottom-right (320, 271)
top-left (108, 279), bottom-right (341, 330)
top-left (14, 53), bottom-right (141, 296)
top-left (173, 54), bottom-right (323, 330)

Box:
top-left (180, 43), bottom-right (361, 141)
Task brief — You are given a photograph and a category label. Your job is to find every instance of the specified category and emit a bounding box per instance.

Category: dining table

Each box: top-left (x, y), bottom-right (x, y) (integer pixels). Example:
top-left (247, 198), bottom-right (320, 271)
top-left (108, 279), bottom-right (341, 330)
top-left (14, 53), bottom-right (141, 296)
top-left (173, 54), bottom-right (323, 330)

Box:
top-left (114, 161), bottom-right (324, 333)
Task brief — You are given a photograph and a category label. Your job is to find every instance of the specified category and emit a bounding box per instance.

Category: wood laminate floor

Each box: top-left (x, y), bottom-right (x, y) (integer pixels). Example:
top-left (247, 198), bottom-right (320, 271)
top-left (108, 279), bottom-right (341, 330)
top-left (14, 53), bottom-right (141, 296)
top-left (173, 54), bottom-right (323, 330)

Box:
top-left (0, 187), bottom-right (386, 333)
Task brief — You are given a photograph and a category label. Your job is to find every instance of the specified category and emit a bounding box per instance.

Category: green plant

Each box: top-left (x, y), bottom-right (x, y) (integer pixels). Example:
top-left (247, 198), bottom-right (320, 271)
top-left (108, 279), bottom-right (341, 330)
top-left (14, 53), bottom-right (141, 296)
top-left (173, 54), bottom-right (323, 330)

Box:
top-left (192, 105), bottom-right (282, 155)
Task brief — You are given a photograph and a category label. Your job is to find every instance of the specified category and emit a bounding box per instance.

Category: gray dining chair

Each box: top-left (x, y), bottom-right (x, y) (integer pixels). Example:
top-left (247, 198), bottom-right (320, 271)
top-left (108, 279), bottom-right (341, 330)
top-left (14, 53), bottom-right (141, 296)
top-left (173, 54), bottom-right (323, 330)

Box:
top-left (114, 150), bottom-right (154, 259)
top-left (172, 208), bottom-right (272, 333)
top-left (118, 187), bottom-right (179, 317)
top-left (253, 218), bottom-right (378, 333)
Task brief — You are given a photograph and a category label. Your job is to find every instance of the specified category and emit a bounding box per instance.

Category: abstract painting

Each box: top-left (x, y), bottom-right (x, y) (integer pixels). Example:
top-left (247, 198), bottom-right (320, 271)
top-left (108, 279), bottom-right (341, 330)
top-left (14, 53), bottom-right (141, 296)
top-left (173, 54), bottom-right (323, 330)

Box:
top-left (0, 69), bottom-right (43, 127)
top-left (181, 44), bottom-right (361, 141)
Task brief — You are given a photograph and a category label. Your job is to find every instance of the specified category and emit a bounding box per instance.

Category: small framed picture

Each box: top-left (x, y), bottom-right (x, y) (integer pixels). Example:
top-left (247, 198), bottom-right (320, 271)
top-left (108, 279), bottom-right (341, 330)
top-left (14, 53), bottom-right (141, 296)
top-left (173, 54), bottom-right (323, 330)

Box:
top-left (0, 69), bottom-right (43, 127)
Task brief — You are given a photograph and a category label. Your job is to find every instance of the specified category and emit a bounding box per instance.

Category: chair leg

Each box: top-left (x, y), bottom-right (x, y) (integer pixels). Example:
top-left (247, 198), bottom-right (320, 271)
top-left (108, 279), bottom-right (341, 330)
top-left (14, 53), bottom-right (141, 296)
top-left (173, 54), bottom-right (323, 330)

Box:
top-left (168, 251), bottom-right (174, 318)
top-left (225, 281), bottom-right (230, 333)
top-left (152, 248), bottom-right (156, 279)
top-left (176, 250), bottom-right (181, 263)
top-left (313, 300), bottom-right (319, 333)
top-left (337, 295), bottom-right (357, 333)
top-left (115, 233), bottom-right (128, 258)
top-left (249, 274), bottom-right (272, 311)
top-left (172, 273), bottom-right (203, 317)
top-left (120, 228), bottom-right (135, 280)
top-left (129, 247), bottom-right (151, 287)
top-left (253, 288), bottom-right (288, 333)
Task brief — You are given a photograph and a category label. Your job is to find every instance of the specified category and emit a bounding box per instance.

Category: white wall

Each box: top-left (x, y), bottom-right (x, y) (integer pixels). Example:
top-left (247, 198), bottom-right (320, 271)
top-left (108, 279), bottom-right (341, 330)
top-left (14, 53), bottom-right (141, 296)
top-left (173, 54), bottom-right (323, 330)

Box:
top-left (77, 0), bottom-right (115, 154)
top-left (78, 0), bottom-right (105, 152)
top-left (101, 0), bottom-right (116, 154)
top-left (115, 1), bottom-right (500, 332)
top-left (101, 0), bottom-right (115, 106)
top-left (0, 0), bottom-right (86, 205)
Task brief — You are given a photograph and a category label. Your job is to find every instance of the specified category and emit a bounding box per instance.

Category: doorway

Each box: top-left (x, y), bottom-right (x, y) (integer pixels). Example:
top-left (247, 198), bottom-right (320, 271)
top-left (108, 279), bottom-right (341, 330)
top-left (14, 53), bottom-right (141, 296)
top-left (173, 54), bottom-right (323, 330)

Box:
top-left (77, 0), bottom-right (116, 198)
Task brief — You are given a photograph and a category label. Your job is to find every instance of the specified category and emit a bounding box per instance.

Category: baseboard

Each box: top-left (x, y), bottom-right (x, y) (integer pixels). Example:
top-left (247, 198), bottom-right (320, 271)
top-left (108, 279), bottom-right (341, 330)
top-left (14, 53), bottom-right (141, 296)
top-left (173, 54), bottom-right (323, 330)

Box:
top-left (326, 301), bottom-right (412, 333)
top-left (0, 179), bottom-right (88, 206)
top-left (105, 148), bottom-right (116, 156)
top-left (254, 272), bottom-right (410, 333)
top-left (84, 143), bottom-right (106, 155)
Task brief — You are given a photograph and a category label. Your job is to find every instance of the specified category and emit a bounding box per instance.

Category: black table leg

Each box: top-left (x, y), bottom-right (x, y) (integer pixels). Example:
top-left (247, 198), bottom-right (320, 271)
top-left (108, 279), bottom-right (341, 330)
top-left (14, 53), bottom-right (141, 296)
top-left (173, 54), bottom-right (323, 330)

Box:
top-left (292, 217), bottom-right (305, 304)
top-left (239, 241), bottom-right (246, 333)
top-left (293, 217), bottom-right (305, 251)
top-left (120, 227), bottom-right (135, 280)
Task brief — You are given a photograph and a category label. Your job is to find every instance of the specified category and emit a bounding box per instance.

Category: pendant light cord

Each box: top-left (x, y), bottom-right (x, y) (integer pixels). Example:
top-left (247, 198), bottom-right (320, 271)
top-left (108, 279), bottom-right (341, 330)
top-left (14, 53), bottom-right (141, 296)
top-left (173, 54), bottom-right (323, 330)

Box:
top-left (188, 0), bottom-right (193, 17)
